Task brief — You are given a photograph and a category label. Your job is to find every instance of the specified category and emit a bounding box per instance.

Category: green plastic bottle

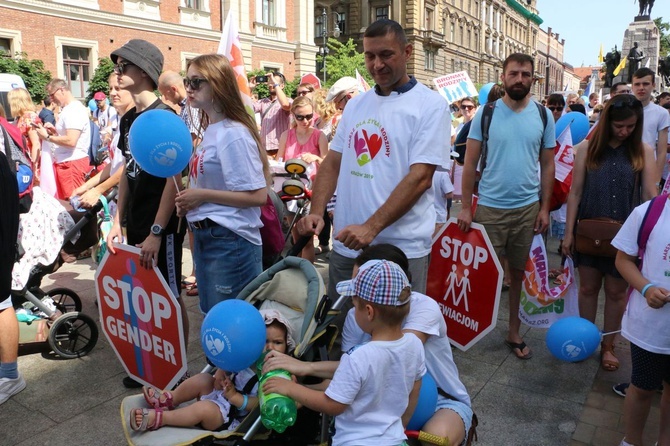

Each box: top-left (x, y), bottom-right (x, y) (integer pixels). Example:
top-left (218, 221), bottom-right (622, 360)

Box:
top-left (256, 353), bottom-right (298, 433)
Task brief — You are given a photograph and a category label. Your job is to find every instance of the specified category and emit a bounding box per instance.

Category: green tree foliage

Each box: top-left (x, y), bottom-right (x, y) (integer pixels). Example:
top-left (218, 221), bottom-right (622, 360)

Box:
top-left (318, 38), bottom-right (374, 89)
top-left (655, 17), bottom-right (669, 57)
top-left (87, 58), bottom-right (115, 102)
top-left (0, 51), bottom-right (52, 103)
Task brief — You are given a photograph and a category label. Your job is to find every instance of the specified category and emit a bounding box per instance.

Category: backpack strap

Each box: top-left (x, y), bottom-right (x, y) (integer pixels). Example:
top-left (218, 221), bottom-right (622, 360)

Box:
top-left (534, 101), bottom-right (549, 149)
top-left (478, 102), bottom-right (495, 174)
top-left (636, 194), bottom-right (668, 270)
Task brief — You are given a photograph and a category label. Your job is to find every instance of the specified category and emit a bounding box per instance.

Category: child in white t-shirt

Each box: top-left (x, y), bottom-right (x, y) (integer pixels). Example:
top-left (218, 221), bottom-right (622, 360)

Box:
top-left (262, 260), bottom-right (425, 446)
top-left (611, 195), bottom-right (670, 446)
top-left (432, 169), bottom-right (455, 236)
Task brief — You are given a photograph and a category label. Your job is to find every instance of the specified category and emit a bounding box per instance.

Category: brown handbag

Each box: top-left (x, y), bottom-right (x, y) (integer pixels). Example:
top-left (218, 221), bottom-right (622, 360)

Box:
top-left (575, 218), bottom-right (622, 257)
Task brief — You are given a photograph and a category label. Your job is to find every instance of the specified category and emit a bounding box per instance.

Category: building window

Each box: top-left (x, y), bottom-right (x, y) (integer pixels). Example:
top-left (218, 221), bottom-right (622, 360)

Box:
top-left (336, 12), bottom-right (347, 34)
top-left (467, 29), bottom-right (472, 49)
top-left (474, 31), bottom-right (479, 50)
top-left (315, 14), bottom-right (324, 38)
top-left (425, 7), bottom-right (434, 30)
top-left (184, 0), bottom-right (203, 8)
top-left (425, 49), bottom-right (435, 71)
top-left (263, 0), bottom-right (276, 26)
top-left (0, 38), bottom-right (10, 53)
top-left (450, 22), bottom-right (455, 42)
top-left (375, 6), bottom-right (389, 21)
top-left (459, 25), bottom-right (464, 46)
top-left (63, 46), bottom-right (90, 99)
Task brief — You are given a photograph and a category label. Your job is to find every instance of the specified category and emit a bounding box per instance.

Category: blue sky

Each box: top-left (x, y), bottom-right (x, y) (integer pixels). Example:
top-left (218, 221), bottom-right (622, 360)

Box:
top-left (536, 0), bottom-right (664, 67)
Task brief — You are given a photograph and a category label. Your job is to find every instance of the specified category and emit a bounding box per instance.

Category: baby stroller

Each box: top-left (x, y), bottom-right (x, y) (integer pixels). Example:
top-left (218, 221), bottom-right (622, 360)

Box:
top-left (10, 187), bottom-right (115, 358)
top-left (120, 253), bottom-right (344, 446)
top-left (269, 158), bottom-right (313, 249)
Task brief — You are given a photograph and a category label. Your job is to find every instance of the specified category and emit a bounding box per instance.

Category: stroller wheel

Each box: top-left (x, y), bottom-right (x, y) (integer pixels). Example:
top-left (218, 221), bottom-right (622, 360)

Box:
top-left (44, 288), bottom-right (82, 313)
top-left (284, 158), bottom-right (307, 175)
top-left (48, 312), bottom-right (99, 359)
top-left (282, 179), bottom-right (305, 197)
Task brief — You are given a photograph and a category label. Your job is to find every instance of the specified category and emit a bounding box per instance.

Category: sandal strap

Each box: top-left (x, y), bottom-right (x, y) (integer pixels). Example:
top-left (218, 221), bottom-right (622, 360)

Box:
top-left (149, 408), bottom-right (163, 431)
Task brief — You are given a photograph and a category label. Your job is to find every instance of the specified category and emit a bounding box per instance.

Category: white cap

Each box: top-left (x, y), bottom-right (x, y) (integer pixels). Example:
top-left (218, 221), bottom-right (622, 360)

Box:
top-left (326, 76), bottom-right (359, 102)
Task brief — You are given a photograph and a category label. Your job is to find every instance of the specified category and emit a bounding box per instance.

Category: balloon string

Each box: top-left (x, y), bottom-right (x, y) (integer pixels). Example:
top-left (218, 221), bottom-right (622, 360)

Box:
top-left (601, 330), bottom-right (621, 337)
top-left (173, 176), bottom-right (183, 233)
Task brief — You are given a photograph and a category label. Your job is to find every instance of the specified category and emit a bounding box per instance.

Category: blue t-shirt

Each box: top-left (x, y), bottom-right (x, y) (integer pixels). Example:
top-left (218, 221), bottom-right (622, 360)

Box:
top-left (468, 99), bottom-right (556, 209)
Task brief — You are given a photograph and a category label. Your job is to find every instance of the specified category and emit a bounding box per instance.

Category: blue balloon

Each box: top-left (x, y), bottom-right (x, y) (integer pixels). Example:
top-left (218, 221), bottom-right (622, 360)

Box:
top-left (546, 317), bottom-right (601, 362)
top-left (407, 372), bottom-right (438, 431)
top-left (201, 300), bottom-right (266, 372)
top-left (88, 98), bottom-right (97, 113)
top-left (128, 109), bottom-right (192, 178)
top-left (555, 111), bottom-right (590, 145)
top-left (478, 82), bottom-right (496, 105)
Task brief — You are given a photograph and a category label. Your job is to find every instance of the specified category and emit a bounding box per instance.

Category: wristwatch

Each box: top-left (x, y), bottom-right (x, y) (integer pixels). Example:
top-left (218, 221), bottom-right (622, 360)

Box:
top-left (150, 223), bottom-right (165, 236)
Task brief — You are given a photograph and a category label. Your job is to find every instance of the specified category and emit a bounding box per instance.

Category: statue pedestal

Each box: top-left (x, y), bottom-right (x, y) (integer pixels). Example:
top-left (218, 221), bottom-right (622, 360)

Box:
top-left (621, 19), bottom-right (659, 83)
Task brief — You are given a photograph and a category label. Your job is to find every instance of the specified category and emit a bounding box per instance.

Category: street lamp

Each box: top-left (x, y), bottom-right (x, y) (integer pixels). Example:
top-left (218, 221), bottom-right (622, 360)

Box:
top-left (319, 7), bottom-right (341, 83)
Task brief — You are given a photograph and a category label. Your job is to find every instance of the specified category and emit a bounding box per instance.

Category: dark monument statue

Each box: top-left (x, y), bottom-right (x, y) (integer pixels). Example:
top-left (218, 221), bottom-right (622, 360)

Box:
top-left (636, 0), bottom-right (655, 17)
top-left (627, 42), bottom-right (644, 82)
top-left (604, 46), bottom-right (621, 88)
top-left (660, 54), bottom-right (670, 87)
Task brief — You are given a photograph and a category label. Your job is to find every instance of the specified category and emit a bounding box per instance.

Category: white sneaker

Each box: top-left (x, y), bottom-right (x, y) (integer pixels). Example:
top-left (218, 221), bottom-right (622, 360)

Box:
top-left (0, 376), bottom-right (26, 405)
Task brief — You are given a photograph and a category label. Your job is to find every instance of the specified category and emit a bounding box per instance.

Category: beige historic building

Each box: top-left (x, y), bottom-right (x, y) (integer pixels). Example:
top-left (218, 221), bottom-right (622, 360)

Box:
top-left (536, 26), bottom-right (566, 96)
top-left (315, 0), bottom-right (545, 93)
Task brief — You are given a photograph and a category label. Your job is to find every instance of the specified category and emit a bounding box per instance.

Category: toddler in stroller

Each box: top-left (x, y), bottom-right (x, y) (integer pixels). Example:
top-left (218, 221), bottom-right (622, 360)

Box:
top-left (121, 255), bottom-right (336, 446)
top-left (130, 309), bottom-right (296, 432)
top-left (11, 187), bottom-right (111, 358)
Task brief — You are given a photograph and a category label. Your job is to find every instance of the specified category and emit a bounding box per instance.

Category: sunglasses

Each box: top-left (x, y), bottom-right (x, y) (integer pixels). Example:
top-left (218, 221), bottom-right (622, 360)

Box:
top-left (113, 61), bottom-right (136, 75)
top-left (611, 95), bottom-right (642, 109)
top-left (297, 90), bottom-right (312, 96)
top-left (294, 113), bottom-right (313, 121)
top-left (547, 106), bottom-right (564, 112)
top-left (183, 77), bottom-right (208, 90)
top-left (460, 105), bottom-right (475, 111)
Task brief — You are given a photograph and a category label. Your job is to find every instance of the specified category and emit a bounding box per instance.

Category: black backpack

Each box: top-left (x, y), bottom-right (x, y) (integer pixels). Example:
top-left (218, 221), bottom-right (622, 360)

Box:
top-left (453, 120), bottom-right (472, 166)
top-left (87, 119), bottom-right (105, 166)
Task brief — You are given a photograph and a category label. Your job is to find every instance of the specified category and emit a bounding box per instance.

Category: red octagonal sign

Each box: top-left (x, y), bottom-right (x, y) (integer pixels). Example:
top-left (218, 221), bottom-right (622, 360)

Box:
top-left (95, 243), bottom-right (187, 390)
top-left (426, 219), bottom-right (503, 351)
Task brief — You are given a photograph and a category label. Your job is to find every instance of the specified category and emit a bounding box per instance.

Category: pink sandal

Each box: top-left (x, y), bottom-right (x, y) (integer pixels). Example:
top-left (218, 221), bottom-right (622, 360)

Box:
top-left (130, 408), bottom-right (164, 431)
top-left (142, 386), bottom-right (175, 410)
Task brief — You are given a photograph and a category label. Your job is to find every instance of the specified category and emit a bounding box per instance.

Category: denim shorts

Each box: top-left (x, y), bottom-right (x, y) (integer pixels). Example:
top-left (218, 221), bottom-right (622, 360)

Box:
top-left (193, 224), bottom-right (262, 314)
top-left (435, 395), bottom-right (474, 446)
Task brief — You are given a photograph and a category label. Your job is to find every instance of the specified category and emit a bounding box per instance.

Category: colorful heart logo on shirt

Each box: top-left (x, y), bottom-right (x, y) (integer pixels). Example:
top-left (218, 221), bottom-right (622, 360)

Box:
top-left (354, 129), bottom-right (384, 166)
top-left (362, 129), bottom-right (382, 159)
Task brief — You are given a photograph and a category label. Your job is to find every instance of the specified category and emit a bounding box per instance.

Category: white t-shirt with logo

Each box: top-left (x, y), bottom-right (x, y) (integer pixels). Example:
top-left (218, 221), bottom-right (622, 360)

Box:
top-left (611, 198), bottom-right (670, 354)
top-left (186, 119), bottom-right (266, 245)
top-left (53, 100), bottom-right (90, 163)
top-left (342, 292), bottom-right (471, 407)
top-left (329, 83), bottom-right (449, 259)
top-left (326, 333), bottom-right (425, 446)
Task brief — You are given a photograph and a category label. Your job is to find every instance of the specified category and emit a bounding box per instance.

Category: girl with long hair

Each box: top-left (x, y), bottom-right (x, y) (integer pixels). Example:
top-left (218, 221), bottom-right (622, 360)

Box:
top-left (175, 54), bottom-right (270, 314)
top-left (562, 94), bottom-right (657, 372)
top-left (7, 88), bottom-right (41, 164)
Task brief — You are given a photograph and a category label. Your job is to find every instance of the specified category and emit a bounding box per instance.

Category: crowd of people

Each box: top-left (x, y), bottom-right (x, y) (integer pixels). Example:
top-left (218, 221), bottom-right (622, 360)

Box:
top-left (0, 15), bottom-right (669, 446)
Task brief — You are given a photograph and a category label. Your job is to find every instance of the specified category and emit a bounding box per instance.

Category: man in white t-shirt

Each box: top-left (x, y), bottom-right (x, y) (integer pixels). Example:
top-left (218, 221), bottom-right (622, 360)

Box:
top-left (298, 19), bottom-right (448, 300)
top-left (93, 91), bottom-right (117, 145)
top-left (632, 68), bottom-right (670, 186)
top-left (34, 79), bottom-right (92, 199)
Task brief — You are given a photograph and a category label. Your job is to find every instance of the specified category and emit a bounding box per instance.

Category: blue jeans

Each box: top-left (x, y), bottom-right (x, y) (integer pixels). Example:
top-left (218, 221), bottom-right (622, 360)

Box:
top-left (193, 224), bottom-right (262, 314)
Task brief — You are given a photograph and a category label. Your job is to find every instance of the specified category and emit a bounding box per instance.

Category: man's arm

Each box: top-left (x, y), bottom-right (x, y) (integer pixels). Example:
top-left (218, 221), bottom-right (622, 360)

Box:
top-left (536, 147), bottom-right (555, 233)
top-left (456, 138), bottom-right (482, 232)
top-left (655, 128), bottom-right (668, 184)
top-left (401, 379), bottom-right (422, 427)
top-left (335, 163), bottom-right (436, 251)
top-left (297, 150), bottom-right (341, 237)
top-left (36, 126), bottom-right (82, 148)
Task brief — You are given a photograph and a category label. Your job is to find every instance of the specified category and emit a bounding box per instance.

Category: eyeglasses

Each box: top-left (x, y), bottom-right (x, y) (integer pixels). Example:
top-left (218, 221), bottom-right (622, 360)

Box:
top-left (336, 94), bottom-right (349, 107)
top-left (48, 87), bottom-right (63, 99)
top-left (297, 90), bottom-right (312, 96)
top-left (113, 61), bottom-right (136, 75)
top-left (294, 113), bottom-right (313, 121)
top-left (547, 106), bottom-right (564, 112)
top-left (183, 77), bottom-right (208, 91)
top-left (460, 105), bottom-right (475, 111)
top-left (611, 95), bottom-right (642, 109)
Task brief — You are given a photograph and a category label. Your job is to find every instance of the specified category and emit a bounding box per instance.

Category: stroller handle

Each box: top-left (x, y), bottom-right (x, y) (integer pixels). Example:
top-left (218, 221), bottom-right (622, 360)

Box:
top-left (63, 188), bottom-right (117, 242)
top-left (286, 235), bottom-right (313, 257)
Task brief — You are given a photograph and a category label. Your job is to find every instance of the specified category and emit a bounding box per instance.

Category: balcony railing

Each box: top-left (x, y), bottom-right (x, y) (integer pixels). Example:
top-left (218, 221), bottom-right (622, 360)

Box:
top-left (255, 22), bottom-right (287, 41)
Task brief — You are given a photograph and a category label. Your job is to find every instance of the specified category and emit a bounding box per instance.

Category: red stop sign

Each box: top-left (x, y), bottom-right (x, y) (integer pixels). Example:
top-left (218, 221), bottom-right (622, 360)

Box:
top-left (426, 219), bottom-right (503, 351)
top-left (95, 243), bottom-right (187, 390)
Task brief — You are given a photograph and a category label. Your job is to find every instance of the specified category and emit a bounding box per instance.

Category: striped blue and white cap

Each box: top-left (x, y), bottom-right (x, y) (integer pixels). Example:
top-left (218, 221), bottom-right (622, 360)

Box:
top-left (336, 259), bottom-right (410, 306)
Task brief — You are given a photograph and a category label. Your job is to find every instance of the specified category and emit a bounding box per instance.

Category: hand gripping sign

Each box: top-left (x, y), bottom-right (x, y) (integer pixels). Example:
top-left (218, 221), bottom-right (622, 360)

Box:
top-left (426, 219), bottom-right (503, 351)
top-left (95, 243), bottom-right (187, 390)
